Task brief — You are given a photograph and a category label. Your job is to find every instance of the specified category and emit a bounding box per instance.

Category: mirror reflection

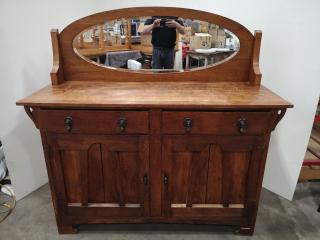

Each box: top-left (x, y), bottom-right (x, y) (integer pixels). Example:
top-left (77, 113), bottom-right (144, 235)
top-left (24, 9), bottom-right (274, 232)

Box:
top-left (73, 16), bottom-right (240, 72)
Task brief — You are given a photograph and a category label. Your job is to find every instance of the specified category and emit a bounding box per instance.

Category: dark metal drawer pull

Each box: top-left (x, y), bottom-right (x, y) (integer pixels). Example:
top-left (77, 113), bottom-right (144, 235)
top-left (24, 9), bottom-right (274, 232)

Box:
top-left (164, 175), bottom-right (169, 185)
top-left (237, 118), bottom-right (248, 134)
top-left (184, 117), bottom-right (193, 133)
top-left (64, 117), bottom-right (73, 132)
top-left (118, 117), bottom-right (127, 132)
top-left (143, 173), bottom-right (149, 185)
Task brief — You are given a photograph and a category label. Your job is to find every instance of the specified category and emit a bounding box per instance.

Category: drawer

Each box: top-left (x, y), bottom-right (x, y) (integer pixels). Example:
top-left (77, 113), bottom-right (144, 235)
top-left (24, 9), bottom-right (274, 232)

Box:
top-left (162, 111), bottom-right (272, 135)
top-left (35, 110), bottom-right (149, 134)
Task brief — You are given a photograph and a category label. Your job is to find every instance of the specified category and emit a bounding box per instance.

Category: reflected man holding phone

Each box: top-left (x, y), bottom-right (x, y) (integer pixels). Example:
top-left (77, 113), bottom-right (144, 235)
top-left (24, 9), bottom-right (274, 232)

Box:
top-left (143, 16), bottom-right (185, 69)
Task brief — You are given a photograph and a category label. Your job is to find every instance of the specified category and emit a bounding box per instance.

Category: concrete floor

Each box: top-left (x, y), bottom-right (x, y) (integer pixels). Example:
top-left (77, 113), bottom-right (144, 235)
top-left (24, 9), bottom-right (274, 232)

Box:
top-left (0, 182), bottom-right (319, 240)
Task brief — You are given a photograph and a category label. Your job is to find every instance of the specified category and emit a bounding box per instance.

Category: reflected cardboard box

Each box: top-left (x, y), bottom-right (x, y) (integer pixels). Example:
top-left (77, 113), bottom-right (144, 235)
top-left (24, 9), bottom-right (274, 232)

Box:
top-left (208, 24), bottom-right (219, 38)
top-left (210, 29), bottom-right (226, 48)
top-left (215, 35), bottom-right (226, 48)
top-left (216, 29), bottom-right (226, 48)
top-left (193, 20), bottom-right (209, 33)
top-left (190, 33), bottom-right (212, 50)
top-left (105, 34), bottom-right (122, 46)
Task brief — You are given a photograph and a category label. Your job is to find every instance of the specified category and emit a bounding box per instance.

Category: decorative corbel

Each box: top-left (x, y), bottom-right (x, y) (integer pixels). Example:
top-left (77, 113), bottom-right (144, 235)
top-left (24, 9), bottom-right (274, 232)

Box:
top-left (272, 108), bottom-right (287, 130)
top-left (24, 106), bottom-right (38, 127)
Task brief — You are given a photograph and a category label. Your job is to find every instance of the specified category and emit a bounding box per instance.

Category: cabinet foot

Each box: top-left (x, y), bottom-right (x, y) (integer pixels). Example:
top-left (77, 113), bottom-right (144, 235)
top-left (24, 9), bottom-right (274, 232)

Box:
top-left (57, 224), bottom-right (78, 234)
top-left (235, 226), bottom-right (254, 235)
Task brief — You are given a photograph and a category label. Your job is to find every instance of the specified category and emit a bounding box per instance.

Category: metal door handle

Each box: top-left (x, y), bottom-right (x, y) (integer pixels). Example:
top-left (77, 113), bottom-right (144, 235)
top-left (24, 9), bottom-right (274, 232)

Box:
top-left (184, 117), bottom-right (193, 133)
top-left (164, 175), bottom-right (169, 185)
top-left (143, 173), bottom-right (149, 185)
top-left (118, 117), bottom-right (127, 132)
top-left (237, 118), bottom-right (248, 134)
top-left (64, 117), bottom-right (73, 132)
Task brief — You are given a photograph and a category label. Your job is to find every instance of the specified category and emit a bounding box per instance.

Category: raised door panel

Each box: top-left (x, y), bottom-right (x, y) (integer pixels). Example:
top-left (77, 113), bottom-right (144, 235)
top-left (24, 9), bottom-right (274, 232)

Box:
top-left (47, 134), bottom-right (149, 218)
top-left (162, 136), bottom-right (263, 220)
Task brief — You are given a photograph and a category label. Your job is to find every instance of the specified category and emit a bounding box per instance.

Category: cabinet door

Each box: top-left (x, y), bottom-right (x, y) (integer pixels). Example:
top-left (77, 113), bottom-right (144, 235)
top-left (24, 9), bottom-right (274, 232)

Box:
top-left (162, 135), bottom-right (264, 220)
top-left (47, 134), bottom-right (149, 218)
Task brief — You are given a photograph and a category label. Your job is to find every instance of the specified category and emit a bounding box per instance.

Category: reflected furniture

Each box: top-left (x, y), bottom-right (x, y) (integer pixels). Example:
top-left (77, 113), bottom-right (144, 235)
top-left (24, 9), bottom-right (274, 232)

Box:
top-left (16, 7), bottom-right (293, 235)
top-left (76, 44), bottom-right (154, 59)
top-left (104, 50), bottom-right (142, 68)
top-left (185, 49), bottom-right (235, 70)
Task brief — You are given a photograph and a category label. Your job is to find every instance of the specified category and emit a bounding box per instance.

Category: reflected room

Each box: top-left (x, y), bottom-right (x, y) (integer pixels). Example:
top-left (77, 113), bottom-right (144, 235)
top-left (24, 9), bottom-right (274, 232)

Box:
top-left (73, 17), bottom-right (240, 72)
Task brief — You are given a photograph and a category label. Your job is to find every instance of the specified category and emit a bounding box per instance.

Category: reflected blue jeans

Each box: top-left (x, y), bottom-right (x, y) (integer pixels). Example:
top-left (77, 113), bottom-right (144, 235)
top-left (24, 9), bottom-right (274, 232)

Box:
top-left (152, 46), bottom-right (175, 69)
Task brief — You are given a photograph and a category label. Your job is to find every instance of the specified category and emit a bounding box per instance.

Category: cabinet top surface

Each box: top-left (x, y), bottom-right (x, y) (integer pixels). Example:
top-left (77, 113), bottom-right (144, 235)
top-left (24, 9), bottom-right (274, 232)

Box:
top-left (16, 81), bottom-right (293, 110)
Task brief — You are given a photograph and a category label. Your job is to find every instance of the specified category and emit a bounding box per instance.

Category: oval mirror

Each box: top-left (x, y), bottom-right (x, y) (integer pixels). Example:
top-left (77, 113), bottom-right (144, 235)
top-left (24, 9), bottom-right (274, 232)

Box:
top-left (73, 16), bottom-right (240, 73)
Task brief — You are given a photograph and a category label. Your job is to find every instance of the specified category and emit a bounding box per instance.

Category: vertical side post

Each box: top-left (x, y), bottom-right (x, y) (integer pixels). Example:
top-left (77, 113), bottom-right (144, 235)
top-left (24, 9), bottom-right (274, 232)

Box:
top-left (126, 19), bottom-right (132, 49)
top-left (50, 29), bottom-right (64, 85)
top-left (249, 30), bottom-right (262, 86)
top-left (99, 25), bottom-right (104, 49)
top-left (79, 34), bottom-right (84, 49)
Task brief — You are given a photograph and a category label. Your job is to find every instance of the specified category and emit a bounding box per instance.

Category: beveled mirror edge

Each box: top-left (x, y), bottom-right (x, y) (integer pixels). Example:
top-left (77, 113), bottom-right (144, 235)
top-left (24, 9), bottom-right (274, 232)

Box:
top-left (51, 7), bottom-right (261, 85)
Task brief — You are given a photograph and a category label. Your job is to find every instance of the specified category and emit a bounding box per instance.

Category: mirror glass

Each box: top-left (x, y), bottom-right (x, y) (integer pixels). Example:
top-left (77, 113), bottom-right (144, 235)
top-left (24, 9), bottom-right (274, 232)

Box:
top-left (73, 16), bottom-right (240, 73)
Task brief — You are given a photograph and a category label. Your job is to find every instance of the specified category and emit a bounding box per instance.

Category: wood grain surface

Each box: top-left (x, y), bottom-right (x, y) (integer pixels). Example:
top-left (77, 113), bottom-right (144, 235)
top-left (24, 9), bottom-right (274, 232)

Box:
top-left (161, 111), bottom-right (272, 135)
top-left (16, 81), bottom-right (292, 109)
top-left (34, 110), bottom-right (149, 134)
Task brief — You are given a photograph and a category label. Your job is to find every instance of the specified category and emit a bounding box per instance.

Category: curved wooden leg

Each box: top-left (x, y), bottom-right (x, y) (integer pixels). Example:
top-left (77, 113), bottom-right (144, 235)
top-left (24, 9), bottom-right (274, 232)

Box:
top-left (235, 226), bottom-right (254, 235)
top-left (57, 224), bottom-right (78, 234)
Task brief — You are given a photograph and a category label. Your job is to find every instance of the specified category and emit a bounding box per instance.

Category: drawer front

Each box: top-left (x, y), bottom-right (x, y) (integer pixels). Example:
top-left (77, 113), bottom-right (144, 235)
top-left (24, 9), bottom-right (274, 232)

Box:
top-left (35, 110), bottom-right (149, 134)
top-left (162, 111), bottom-right (271, 135)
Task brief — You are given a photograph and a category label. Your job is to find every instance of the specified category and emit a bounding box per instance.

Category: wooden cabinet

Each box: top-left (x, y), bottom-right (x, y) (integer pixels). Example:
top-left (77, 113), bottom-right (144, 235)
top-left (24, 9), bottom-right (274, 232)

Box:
top-left (46, 133), bottom-right (149, 219)
top-left (33, 108), bottom-right (277, 234)
top-left (16, 7), bottom-right (293, 236)
top-left (162, 135), bottom-right (265, 222)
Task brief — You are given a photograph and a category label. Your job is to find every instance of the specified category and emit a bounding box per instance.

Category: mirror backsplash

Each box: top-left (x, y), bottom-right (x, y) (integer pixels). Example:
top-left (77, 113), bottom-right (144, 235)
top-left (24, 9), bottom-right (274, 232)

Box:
top-left (73, 16), bottom-right (240, 73)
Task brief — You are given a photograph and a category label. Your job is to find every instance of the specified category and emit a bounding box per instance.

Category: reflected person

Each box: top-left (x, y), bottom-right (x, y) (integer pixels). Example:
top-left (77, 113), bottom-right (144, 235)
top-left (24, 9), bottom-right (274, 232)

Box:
top-left (143, 17), bottom-right (185, 69)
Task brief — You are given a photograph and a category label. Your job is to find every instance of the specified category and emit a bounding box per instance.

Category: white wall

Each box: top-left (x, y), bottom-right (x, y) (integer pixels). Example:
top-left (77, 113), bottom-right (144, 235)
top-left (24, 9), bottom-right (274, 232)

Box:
top-left (0, 0), bottom-right (319, 200)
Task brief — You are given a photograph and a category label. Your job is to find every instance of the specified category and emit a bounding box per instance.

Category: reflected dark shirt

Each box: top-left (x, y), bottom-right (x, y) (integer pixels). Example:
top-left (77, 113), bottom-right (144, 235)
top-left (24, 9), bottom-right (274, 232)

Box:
top-left (145, 18), bottom-right (183, 48)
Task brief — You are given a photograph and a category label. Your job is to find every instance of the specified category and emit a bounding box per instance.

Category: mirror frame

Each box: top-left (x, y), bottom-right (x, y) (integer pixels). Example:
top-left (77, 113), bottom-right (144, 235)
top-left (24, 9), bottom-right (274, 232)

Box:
top-left (51, 7), bottom-right (260, 84)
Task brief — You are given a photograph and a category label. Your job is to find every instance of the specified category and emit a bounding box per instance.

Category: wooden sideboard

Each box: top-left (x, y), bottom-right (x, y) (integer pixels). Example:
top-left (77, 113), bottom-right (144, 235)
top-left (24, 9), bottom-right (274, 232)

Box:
top-left (16, 7), bottom-right (293, 235)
